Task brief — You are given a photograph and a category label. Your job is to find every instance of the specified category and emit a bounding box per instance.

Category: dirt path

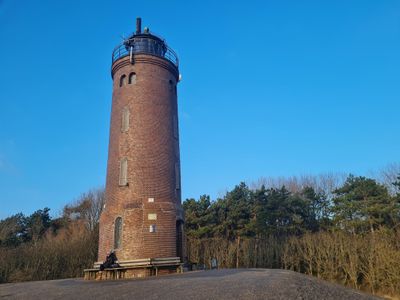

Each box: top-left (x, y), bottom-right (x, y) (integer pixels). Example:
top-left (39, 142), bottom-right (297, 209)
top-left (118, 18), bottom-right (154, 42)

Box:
top-left (0, 269), bottom-right (381, 300)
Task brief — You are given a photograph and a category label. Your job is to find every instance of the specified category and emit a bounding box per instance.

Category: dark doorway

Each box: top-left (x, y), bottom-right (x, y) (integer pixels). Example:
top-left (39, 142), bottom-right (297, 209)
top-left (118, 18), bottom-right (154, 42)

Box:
top-left (176, 220), bottom-right (184, 260)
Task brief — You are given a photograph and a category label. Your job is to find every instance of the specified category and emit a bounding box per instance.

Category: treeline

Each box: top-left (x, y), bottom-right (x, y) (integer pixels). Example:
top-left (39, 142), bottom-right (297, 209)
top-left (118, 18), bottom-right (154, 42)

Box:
top-left (1, 166), bottom-right (400, 297)
top-left (184, 173), bottom-right (400, 239)
top-left (184, 171), bottom-right (400, 297)
top-left (0, 189), bottom-right (104, 283)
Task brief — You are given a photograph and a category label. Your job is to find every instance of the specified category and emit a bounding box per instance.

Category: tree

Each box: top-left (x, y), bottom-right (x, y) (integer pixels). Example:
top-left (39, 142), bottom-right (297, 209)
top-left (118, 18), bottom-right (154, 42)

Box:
top-left (216, 182), bottom-right (253, 239)
top-left (393, 174), bottom-right (400, 193)
top-left (300, 186), bottom-right (331, 231)
top-left (261, 186), bottom-right (326, 236)
top-left (0, 213), bottom-right (26, 247)
top-left (249, 185), bottom-right (268, 237)
top-left (264, 186), bottom-right (293, 236)
top-left (378, 163), bottom-right (400, 195)
top-left (63, 188), bottom-right (105, 232)
top-left (392, 174), bottom-right (400, 227)
top-left (332, 175), bottom-right (397, 233)
top-left (183, 195), bottom-right (214, 238)
top-left (24, 208), bottom-right (51, 242)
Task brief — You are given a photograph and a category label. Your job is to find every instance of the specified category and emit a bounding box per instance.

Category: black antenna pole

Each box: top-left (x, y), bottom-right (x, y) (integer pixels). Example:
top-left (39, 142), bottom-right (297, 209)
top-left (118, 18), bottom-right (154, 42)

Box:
top-left (136, 17), bottom-right (142, 34)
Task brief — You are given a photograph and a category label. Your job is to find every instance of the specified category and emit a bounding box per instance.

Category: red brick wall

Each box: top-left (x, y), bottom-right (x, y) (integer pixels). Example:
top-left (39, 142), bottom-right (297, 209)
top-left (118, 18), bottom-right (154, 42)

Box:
top-left (98, 54), bottom-right (184, 262)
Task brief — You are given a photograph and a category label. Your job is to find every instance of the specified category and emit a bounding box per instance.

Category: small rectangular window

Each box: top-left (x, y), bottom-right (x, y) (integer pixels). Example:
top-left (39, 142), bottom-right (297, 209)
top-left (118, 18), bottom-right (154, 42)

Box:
top-left (114, 217), bottom-right (123, 249)
top-left (119, 158), bottom-right (128, 186)
top-left (121, 107), bottom-right (130, 132)
top-left (148, 213), bottom-right (157, 220)
top-left (149, 224), bottom-right (156, 233)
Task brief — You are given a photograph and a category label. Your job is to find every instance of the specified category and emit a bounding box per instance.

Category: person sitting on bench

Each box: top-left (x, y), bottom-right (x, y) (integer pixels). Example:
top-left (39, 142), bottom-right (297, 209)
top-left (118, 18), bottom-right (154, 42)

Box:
top-left (100, 250), bottom-right (120, 271)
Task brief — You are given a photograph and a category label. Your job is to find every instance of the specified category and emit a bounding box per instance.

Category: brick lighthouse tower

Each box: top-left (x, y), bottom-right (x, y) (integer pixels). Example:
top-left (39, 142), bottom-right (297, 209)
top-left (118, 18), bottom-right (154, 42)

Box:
top-left (95, 18), bottom-right (184, 278)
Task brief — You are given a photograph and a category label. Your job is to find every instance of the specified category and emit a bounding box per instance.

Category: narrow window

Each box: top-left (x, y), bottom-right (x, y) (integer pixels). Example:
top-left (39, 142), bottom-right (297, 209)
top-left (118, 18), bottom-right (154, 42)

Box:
top-left (128, 72), bottom-right (136, 84)
top-left (169, 80), bottom-right (173, 91)
top-left (114, 217), bottom-right (122, 249)
top-left (175, 162), bottom-right (180, 190)
top-left (173, 115), bottom-right (178, 139)
top-left (149, 224), bottom-right (156, 233)
top-left (119, 158), bottom-right (128, 186)
top-left (174, 140), bottom-right (180, 158)
top-left (119, 74), bottom-right (126, 87)
top-left (121, 107), bottom-right (130, 132)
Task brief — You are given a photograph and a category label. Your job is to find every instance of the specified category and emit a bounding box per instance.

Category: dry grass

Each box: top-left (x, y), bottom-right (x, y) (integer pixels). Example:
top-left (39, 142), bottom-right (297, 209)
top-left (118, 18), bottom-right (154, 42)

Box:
top-left (187, 229), bottom-right (400, 298)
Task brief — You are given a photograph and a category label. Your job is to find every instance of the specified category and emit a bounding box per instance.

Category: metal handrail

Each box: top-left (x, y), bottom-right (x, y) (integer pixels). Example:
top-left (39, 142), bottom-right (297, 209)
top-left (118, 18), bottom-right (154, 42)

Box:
top-left (112, 39), bottom-right (179, 68)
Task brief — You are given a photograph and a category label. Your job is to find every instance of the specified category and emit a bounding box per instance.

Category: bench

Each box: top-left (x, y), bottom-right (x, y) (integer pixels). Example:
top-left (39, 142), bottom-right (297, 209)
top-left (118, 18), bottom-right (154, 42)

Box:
top-left (84, 262), bottom-right (183, 280)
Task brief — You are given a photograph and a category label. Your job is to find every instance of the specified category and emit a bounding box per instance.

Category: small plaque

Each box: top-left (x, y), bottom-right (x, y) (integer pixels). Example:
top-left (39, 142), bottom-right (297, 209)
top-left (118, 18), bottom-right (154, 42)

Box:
top-left (148, 197), bottom-right (154, 203)
top-left (148, 213), bottom-right (157, 220)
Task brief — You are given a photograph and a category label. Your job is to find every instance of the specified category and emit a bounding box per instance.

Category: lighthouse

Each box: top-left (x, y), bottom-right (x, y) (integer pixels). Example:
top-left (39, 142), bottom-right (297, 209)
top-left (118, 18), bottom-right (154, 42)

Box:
top-left (95, 18), bottom-right (184, 278)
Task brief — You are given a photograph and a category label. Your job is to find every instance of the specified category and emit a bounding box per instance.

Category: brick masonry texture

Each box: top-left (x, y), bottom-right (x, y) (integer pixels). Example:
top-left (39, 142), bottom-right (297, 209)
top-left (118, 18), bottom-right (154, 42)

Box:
top-left (98, 54), bottom-right (184, 263)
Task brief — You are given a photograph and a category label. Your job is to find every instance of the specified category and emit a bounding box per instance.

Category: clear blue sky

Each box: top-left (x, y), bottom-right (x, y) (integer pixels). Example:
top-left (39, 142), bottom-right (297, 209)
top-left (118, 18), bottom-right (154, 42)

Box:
top-left (0, 0), bottom-right (399, 219)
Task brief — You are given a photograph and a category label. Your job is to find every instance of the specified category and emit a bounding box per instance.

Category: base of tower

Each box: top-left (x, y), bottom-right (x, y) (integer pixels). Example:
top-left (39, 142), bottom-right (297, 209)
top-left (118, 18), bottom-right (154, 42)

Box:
top-left (83, 257), bottom-right (183, 281)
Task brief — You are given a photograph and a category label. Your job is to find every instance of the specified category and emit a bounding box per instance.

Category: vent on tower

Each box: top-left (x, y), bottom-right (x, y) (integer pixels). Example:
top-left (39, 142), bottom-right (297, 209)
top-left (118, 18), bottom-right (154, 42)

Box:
top-left (136, 17), bottom-right (142, 34)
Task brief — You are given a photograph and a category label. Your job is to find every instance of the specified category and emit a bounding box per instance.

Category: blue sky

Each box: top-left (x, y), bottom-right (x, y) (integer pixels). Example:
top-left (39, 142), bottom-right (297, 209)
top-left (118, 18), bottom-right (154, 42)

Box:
top-left (0, 0), bottom-right (399, 219)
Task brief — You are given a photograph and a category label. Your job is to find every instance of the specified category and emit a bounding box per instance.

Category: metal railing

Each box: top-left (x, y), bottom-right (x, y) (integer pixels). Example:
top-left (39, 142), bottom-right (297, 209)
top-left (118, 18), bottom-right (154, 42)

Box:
top-left (112, 38), bottom-right (179, 68)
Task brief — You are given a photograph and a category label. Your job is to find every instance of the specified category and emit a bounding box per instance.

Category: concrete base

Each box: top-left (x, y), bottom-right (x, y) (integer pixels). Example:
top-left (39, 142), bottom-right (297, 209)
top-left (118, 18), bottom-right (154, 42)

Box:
top-left (84, 257), bottom-right (183, 280)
